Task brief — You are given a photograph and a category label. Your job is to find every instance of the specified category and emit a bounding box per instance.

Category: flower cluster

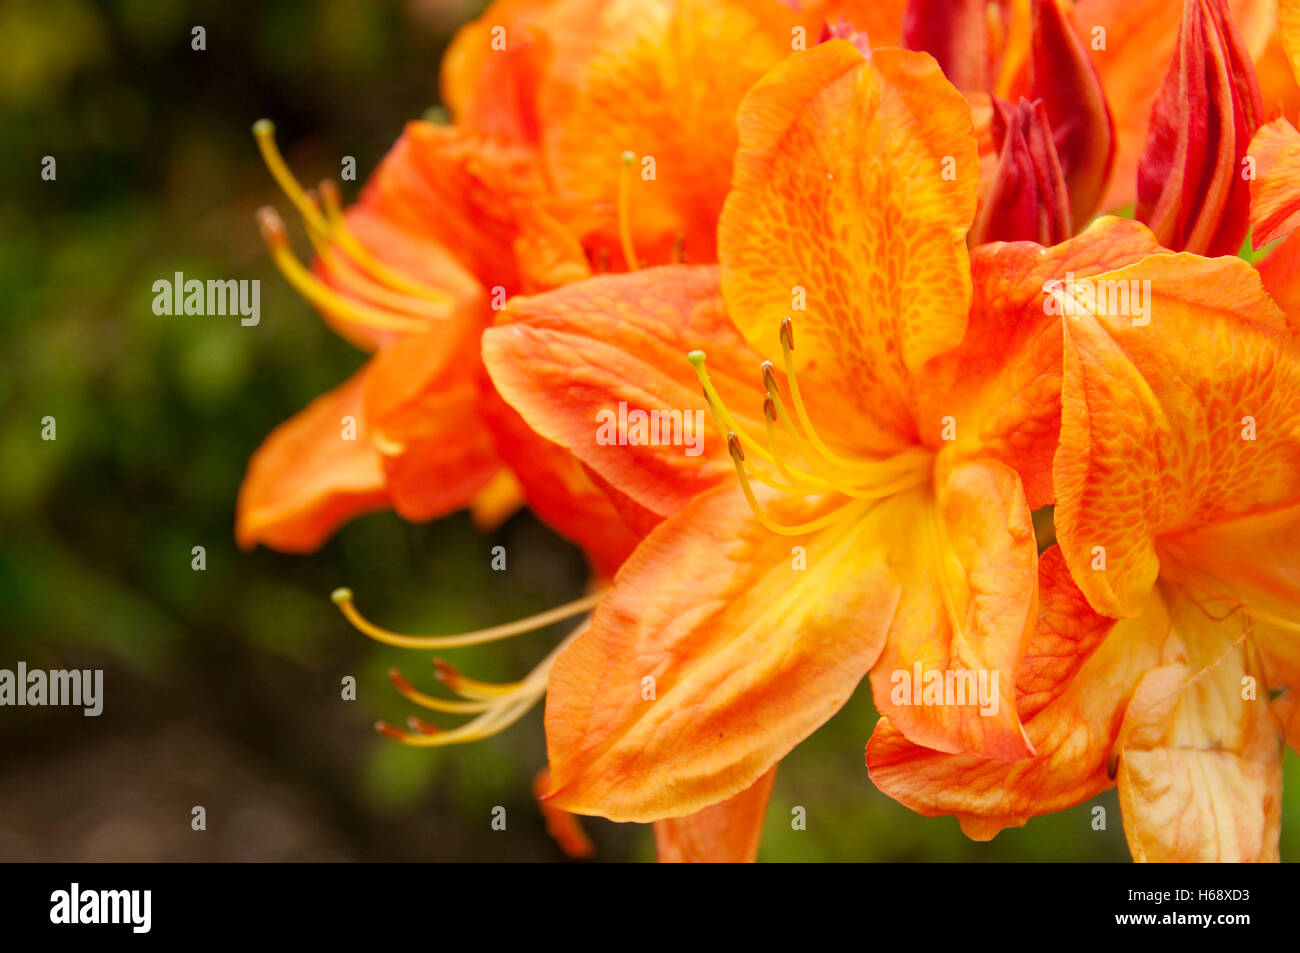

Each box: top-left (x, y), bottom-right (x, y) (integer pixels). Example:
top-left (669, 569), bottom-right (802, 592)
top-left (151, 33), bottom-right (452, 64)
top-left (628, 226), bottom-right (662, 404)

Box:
top-left (240, 0), bottom-right (1300, 862)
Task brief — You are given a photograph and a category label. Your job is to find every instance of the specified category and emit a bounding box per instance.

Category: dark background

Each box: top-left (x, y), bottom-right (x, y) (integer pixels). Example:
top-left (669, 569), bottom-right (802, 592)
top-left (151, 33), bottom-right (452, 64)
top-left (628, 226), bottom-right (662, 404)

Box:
top-left (2, 0), bottom-right (1294, 861)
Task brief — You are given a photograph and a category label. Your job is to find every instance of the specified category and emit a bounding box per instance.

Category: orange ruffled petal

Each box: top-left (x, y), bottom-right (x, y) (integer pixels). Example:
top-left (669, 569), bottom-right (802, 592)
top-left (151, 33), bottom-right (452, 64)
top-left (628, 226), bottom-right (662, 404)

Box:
top-left (236, 366), bottom-right (389, 552)
top-left (719, 41), bottom-right (979, 455)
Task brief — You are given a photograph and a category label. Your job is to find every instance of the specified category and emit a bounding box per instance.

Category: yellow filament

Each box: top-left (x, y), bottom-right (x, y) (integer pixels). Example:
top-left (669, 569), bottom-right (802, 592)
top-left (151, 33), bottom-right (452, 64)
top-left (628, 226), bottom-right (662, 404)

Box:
top-left (388, 671), bottom-right (493, 714)
top-left (256, 210), bottom-right (428, 333)
top-left (252, 119), bottom-right (453, 306)
top-left (379, 624), bottom-right (588, 747)
top-left (303, 221), bottom-right (451, 319)
top-left (779, 318), bottom-right (906, 475)
top-left (331, 588), bottom-right (602, 650)
top-left (435, 661), bottom-right (525, 699)
top-left (727, 433), bottom-right (859, 536)
top-left (618, 150), bottom-right (639, 271)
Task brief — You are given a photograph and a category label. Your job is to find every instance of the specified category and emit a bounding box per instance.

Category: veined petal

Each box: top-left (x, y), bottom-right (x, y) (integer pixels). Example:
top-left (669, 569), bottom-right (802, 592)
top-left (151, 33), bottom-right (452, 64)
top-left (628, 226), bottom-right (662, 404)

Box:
top-left (1054, 253), bottom-right (1300, 618)
top-left (654, 765), bottom-right (778, 862)
top-left (1248, 118), bottom-right (1300, 248)
top-left (1116, 591), bottom-right (1283, 862)
top-left (719, 41), bottom-right (979, 456)
top-left (867, 460), bottom-right (1038, 761)
top-left (921, 216), bottom-right (1163, 509)
top-left (868, 547), bottom-right (1155, 838)
top-left (482, 266), bottom-right (767, 520)
top-left (236, 367), bottom-right (389, 552)
top-left (543, 486), bottom-right (903, 821)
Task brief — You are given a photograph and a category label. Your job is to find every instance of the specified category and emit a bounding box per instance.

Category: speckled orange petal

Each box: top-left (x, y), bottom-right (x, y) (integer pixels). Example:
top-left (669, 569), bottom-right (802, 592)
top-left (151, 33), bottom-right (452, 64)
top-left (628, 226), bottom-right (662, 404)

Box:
top-left (363, 335), bottom-right (502, 524)
top-left (868, 547), bottom-right (1157, 839)
top-left (654, 765), bottom-right (778, 862)
top-left (1115, 594), bottom-right (1282, 862)
top-left (482, 266), bottom-right (768, 520)
top-left (1249, 118), bottom-right (1300, 247)
top-left (867, 460), bottom-right (1038, 761)
top-left (543, 486), bottom-right (905, 821)
top-left (236, 366), bottom-right (389, 552)
top-left (720, 41), bottom-right (979, 457)
top-left (1255, 617), bottom-right (1300, 752)
top-left (1054, 253), bottom-right (1300, 618)
top-left (919, 216), bottom-right (1162, 509)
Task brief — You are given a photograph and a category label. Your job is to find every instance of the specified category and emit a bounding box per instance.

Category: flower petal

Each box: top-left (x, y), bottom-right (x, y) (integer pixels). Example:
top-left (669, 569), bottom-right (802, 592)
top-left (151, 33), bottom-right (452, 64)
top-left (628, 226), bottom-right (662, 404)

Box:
top-left (1116, 594), bottom-right (1283, 862)
top-left (236, 366), bottom-right (389, 552)
top-left (868, 547), bottom-right (1156, 839)
top-left (482, 265), bottom-right (767, 520)
top-left (654, 765), bottom-right (778, 862)
top-left (920, 216), bottom-right (1163, 509)
top-left (719, 41), bottom-right (979, 454)
top-left (866, 460), bottom-right (1038, 761)
top-left (1053, 252), bottom-right (1299, 617)
top-left (543, 486), bottom-right (904, 821)
top-left (1248, 117), bottom-right (1300, 248)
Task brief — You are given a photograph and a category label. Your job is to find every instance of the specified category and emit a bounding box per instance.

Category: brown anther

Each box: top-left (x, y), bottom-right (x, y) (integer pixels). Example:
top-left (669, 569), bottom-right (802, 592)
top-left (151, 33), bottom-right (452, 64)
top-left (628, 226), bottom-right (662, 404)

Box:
top-left (375, 720), bottom-right (406, 741)
top-left (727, 431), bottom-right (745, 462)
top-left (255, 206), bottom-right (287, 245)
top-left (597, 247), bottom-right (610, 274)
top-left (432, 658), bottom-right (460, 687)
top-left (406, 716), bottom-right (441, 736)
top-left (1105, 750), bottom-right (1120, 780)
top-left (763, 393), bottom-right (777, 422)
top-left (387, 668), bottom-right (414, 693)
top-left (760, 360), bottom-right (778, 394)
top-left (779, 316), bottom-right (795, 352)
top-left (672, 234), bottom-right (686, 264)
top-left (319, 179), bottom-right (341, 204)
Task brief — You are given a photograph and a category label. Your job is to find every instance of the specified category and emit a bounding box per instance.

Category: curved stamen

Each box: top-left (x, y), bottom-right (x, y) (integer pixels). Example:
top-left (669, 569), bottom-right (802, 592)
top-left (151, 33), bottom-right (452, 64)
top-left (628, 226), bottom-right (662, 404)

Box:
top-left (255, 208), bottom-right (428, 333)
top-left (331, 588), bottom-right (602, 650)
top-left (727, 432), bottom-right (860, 536)
top-left (387, 669), bottom-right (493, 714)
top-left (434, 658), bottom-right (525, 699)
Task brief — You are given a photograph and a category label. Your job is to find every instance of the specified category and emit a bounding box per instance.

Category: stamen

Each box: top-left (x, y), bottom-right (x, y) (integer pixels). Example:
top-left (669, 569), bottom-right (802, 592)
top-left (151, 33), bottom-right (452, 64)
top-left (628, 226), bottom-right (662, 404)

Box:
top-left (406, 716), bottom-right (441, 735)
top-left (672, 233), bottom-right (686, 264)
top-left (387, 668), bottom-right (492, 714)
top-left (434, 658), bottom-right (524, 699)
top-left (331, 587), bottom-right (602, 649)
top-left (316, 179), bottom-right (454, 304)
top-left (779, 316), bottom-right (893, 473)
top-left (726, 432), bottom-right (860, 536)
top-left (618, 150), bottom-right (639, 272)
top-left (371, 623), bottom-right (589, 748)
top-left (255, 207), bottom-right (428, 333)
top-left (252, 119), bottom-right (453, 307)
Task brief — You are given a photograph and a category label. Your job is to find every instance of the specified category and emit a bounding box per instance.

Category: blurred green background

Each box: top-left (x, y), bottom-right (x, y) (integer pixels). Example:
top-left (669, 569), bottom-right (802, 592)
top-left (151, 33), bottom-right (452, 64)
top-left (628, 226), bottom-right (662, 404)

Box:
top-left (1, 0), bottom-right (1295, 862)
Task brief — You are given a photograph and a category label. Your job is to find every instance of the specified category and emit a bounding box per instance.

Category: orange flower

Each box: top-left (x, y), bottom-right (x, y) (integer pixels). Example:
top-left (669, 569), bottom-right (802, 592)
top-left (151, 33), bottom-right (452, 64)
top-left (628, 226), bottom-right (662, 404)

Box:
top-left (871, 252), bottom-right (1300, 862)
top-left (237, 0), bottom-right (895, 571)
top-left (482, 39), bottom-right (1171, 853)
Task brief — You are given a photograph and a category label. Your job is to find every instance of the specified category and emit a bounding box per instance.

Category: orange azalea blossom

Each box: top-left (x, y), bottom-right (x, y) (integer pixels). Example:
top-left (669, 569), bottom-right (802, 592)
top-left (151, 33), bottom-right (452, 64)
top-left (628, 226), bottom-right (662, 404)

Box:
top-left (236, 0), bottom-right (900, 574)
top-left (244, 0), bottom-right (912, 861)
top-left (1251, 0), bottom-right (1300, 258)
top-left (481, 38), bottom-right (1186, 857)
top-left (870, 251), bottom-right (1300, 862)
